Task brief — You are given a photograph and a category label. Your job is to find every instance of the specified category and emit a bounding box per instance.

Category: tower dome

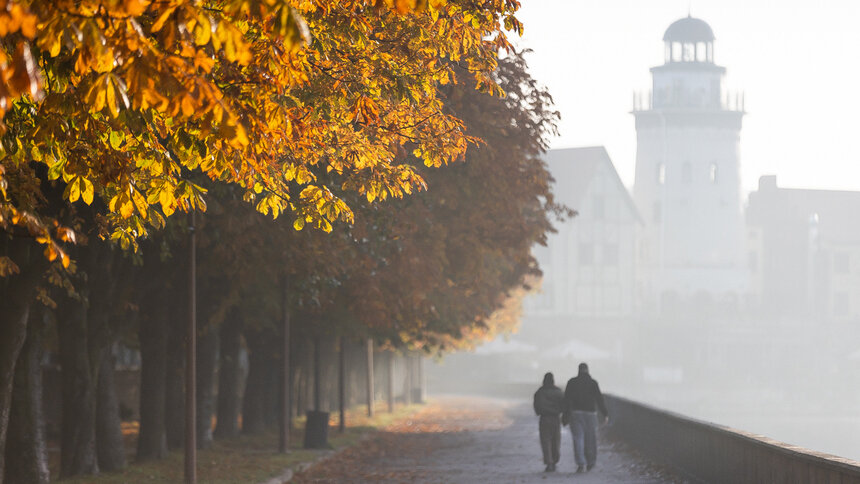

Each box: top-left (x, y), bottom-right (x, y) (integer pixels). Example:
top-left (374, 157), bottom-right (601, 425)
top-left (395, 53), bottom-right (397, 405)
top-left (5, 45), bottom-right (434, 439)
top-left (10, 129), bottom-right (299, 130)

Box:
top-left (662, 16), bottom-right (715, 63)
top-left (663, 16), bottom-right (715, 43)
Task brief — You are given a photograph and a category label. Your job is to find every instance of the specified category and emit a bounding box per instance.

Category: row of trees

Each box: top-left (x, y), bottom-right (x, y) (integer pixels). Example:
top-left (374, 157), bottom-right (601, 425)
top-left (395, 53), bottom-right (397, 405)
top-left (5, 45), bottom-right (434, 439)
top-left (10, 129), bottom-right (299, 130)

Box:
top-left (0, 1), bottom-right (567, 482)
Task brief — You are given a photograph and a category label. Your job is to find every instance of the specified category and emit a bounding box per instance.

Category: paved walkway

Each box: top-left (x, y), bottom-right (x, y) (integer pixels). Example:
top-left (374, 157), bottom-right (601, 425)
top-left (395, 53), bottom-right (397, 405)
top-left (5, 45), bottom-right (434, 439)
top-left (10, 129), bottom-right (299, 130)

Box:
top-left (292, 396), bottom-right (689, 483)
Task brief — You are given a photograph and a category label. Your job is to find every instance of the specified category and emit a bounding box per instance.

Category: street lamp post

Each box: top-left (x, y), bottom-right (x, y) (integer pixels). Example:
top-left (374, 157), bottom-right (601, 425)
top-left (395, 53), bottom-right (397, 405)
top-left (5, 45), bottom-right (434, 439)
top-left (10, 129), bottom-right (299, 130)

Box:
top-left (185, 211), bottom-right (197, 484)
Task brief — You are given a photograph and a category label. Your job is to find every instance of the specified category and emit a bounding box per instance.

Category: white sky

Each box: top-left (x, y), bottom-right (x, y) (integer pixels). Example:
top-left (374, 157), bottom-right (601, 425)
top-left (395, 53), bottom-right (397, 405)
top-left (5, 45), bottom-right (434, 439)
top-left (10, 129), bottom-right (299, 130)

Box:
top-left (512, 0), bottom-right (860, 195)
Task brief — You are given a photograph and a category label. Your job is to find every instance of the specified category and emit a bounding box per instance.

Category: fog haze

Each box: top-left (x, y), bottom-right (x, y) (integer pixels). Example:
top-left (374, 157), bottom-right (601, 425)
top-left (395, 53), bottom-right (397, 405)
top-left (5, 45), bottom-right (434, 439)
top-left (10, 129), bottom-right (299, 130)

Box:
top-left (513, 0), bottom-right (860, 193)
top-left (430, 2), bottom-right (860, 464)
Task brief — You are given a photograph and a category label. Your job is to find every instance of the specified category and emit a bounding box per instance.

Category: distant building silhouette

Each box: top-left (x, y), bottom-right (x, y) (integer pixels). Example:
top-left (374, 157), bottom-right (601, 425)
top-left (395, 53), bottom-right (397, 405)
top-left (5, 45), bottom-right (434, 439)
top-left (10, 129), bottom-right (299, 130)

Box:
top-left (747, 175), bottom-right (860, 321)
top-left (632, 15), bottom-right (747, 311)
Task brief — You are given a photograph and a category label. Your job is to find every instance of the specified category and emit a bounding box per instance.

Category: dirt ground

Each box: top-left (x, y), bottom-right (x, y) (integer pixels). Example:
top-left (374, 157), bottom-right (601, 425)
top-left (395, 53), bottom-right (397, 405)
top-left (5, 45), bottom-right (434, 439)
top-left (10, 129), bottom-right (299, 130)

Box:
top-left (291, 396), bottom-right (691, 484)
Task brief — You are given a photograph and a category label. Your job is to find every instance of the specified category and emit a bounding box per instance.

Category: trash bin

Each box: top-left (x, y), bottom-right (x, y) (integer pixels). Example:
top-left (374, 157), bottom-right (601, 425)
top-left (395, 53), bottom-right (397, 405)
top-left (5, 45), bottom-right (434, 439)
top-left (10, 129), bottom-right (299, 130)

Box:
top-left (303, 410), bottom-right (330, 449)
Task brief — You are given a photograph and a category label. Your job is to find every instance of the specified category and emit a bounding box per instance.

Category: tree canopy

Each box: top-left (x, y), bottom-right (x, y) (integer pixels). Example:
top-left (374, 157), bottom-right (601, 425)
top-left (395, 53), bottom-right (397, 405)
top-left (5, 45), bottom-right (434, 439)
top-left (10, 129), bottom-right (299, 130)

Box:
top-left (0, 0), bottom-right (523, 270)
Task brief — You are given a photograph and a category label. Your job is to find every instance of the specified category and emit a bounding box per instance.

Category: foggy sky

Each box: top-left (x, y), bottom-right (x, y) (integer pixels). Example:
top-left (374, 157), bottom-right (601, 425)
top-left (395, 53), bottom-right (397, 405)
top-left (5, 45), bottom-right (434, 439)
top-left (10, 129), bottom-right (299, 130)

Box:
top-left (513, 0), bottom-right (860, 194)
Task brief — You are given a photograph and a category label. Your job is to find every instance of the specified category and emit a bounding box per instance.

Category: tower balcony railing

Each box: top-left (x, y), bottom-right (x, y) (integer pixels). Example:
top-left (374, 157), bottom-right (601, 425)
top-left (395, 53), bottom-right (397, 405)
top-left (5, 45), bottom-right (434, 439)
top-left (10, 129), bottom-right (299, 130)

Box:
top-left (633, 89), bottom-right (745, 112)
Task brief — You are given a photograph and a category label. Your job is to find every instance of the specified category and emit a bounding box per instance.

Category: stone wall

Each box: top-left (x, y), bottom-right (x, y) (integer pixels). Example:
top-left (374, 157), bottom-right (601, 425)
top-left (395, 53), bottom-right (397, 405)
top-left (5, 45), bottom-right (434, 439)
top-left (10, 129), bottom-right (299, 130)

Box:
top-left (606, 394), bottom-right (860, 483)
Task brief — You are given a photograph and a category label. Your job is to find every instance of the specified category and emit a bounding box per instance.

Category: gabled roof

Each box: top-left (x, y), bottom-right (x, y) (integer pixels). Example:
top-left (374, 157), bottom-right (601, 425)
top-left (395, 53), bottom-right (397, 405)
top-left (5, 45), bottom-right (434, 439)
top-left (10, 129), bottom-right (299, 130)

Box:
top-left (542, 146), bottom-right (643, 224)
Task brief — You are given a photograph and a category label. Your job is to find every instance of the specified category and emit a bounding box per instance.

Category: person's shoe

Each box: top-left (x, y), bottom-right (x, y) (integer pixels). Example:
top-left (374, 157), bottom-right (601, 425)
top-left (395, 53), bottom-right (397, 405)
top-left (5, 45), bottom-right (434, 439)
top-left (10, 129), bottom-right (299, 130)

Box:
top-left (586, 464), bottom-right (594, 472)
top-left (545, 464), bottom-right (552, 472)
top-left (576, 465), bottom-right (584, 473)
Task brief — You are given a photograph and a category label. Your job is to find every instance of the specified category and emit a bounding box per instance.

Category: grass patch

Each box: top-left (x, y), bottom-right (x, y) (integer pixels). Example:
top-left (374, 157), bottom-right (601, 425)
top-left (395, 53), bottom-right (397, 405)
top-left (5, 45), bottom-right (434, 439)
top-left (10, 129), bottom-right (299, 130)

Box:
top-left (58, 402), bottom-right (425, 484)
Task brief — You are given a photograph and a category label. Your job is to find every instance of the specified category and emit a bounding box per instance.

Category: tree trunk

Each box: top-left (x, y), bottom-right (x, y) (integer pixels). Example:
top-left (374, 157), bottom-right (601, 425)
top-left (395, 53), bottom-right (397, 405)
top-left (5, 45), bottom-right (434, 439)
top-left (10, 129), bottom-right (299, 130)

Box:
top-left (164, 310), bottom-right (186, 451)
top-left (96, 351), bottom-right (126, 471)
top-left (214, 317), bottom-right (242, 440)
top-left (263, 349), bottom-right (279, 427)
top-left (196, 325), bottom-right (218, 449)
top-left (338, 337), bottom-right (345, 433)
top-left (4, 309), bottom-right (49, 484)
top-left (0, 238), bottom-right (46, 484)
top-left (242, 329), bottom-right (270, 435)
top-left (366, 339), bottom-right (374, 417)
top-left (136, 293), bottom-right (168, 460)
top-left (58, 298), bottom-right (100, 478)
top-left (387, 352), bottom-right (395, 413)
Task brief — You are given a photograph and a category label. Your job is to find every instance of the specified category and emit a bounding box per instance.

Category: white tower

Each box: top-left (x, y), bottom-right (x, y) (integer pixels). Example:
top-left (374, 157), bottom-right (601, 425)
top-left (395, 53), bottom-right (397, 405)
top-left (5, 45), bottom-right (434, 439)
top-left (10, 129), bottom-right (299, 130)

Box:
top-left (633, 16), bottom-right (746, 306)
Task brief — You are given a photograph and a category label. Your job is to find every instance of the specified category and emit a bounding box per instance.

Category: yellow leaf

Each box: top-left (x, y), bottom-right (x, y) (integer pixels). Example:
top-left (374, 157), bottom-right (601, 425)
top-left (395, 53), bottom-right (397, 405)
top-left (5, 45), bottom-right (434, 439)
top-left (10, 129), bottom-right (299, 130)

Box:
top-left (81, 177), bottom-right (94, 205)
top-left (152, 6), bottom-right (177, 32)
top-left (67, 176), bottom-right (81, 202)
top-left (119, 200), bottom-right (134, 219)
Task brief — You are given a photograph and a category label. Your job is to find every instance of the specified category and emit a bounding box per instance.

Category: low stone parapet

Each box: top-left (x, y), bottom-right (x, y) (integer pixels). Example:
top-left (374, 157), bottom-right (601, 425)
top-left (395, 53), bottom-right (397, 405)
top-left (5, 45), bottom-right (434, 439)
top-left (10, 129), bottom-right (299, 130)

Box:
top-left (606, 394), bottom-right (860, 483)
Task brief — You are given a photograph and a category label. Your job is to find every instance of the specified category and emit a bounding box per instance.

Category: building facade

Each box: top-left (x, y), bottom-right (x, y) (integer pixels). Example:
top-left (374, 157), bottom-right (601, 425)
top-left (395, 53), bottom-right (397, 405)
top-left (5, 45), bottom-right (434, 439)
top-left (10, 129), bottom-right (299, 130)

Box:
top-left (747, 175), bottom-right (860, 323)
top-left (526, 147), bottom-right (640, 320)
top-left (632, 16), bottom-right (747, 308)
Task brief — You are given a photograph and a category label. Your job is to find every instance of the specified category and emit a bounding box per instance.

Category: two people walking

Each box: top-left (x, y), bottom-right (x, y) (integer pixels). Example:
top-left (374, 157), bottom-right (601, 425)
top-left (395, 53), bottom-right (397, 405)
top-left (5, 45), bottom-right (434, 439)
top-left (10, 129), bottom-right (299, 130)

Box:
top-left (533, 363), bottom-right (609, 473)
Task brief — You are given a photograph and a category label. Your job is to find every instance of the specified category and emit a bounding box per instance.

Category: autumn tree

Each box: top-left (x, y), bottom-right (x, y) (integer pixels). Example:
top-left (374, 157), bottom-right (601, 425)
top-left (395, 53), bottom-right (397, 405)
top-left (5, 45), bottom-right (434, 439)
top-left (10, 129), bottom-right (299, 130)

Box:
top-left (0, 1), bottom-right (526, 478)
top-left (340, 51), bottom-right (563, 353)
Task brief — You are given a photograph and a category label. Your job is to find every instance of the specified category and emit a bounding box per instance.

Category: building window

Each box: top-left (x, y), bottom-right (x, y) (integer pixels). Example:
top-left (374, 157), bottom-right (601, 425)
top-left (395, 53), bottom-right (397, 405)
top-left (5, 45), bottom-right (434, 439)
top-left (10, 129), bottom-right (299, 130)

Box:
top-left (710, 162), bottom-right (719, 184)
top-left (834, 292), bottom-right (849, 317)
top-left (603, 244), bottom-right (619, 266)
top-left (653, 201), bottom-right (662, 224)
top-left (672, 42), bottom-right (681, 62)
top-left (834, 252), bottom-right (850, 274)
top-left (578, 243), bottom-right (593, 265)
top-left (682, 162), bottom-right (692, 184)
top-left (683, 43), bottom-right (695, 61)
top-left (657, 163), bottom-right (666, 185)
top-left (592, 195), bottom-right (604, 220)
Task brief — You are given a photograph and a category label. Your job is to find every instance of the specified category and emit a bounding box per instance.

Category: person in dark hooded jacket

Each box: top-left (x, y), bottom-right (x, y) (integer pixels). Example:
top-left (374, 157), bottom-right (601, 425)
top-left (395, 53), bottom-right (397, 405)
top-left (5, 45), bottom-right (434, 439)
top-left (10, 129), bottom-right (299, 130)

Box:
top-left (533, 372), bottom-right (564, 472)
top-left (563, 362), bottom-right (609, 473)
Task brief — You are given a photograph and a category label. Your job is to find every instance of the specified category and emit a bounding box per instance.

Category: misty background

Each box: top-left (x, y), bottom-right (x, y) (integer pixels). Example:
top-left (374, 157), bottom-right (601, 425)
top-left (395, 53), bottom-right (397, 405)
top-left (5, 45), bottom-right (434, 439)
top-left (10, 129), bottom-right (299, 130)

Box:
top-left (428, 1), bottom-right (860, 463)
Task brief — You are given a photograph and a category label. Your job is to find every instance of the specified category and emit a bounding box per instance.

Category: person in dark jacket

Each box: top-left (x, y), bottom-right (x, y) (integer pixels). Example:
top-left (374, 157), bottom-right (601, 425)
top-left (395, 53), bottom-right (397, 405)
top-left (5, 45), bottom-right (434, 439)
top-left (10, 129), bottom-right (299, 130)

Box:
top-left (533, 372), bottom-right (564, 472)
top-left (563, 362), bottom-right (609, 473)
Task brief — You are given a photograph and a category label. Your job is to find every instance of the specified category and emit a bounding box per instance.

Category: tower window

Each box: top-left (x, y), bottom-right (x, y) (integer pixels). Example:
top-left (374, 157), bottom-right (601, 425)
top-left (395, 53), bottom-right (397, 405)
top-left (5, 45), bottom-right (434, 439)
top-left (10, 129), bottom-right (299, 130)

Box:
top-left (672, 42), bottom-right (681, 62)
top-left (683, 43), bottom-right (695, 61)
top-left (710, 162), bottom-right (719, 184)
top-left (657, 163), bottom-right (666, 185)
top-left (653, 201), bottom-right (662, 223)
top-left (682, 162), bottom-right (692, 184)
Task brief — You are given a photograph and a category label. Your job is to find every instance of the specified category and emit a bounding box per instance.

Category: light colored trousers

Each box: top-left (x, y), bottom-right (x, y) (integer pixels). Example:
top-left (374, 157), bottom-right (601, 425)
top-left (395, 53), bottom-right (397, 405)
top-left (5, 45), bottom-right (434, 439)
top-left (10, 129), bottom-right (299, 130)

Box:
top-left (569, 410), bottom-right (598, 467)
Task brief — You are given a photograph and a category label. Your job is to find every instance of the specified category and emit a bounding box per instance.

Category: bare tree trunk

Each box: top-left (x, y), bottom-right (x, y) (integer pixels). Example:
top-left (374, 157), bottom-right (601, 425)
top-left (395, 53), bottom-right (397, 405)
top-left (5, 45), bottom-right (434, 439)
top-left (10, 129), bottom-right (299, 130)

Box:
top-left (4, 309), bottom-right (49, 484)
top-left (404, 356), bottom-right (413, 405)
top-left (58, 297), bottom-right (100, 478)
top-left (136, 294), bottom-right (168, 460)
top-left (366, 339), bottom-right (374, 417)
top-left (0, 304), bottom-right (31, 484)
top-left (0, 238), bottom-right (46, 484)
top-left (338, 337), bottom-right (345, 433)
top-left (417, 356), bottom-right (426, 404)
top-left (214, 316), bottom-right (242, 440)
top-left (195, 326), bottom-right (218, 449)
top-left (59, 241), bottom-right (129, 478)
top-left (165, 310), bottom-right (186, 451)
top-left (96, 351), bottom-right (127, 471)
top-left (387, 352), bottom-right (395, 413)
top-left (242, 329), bottom-right (271, 435)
